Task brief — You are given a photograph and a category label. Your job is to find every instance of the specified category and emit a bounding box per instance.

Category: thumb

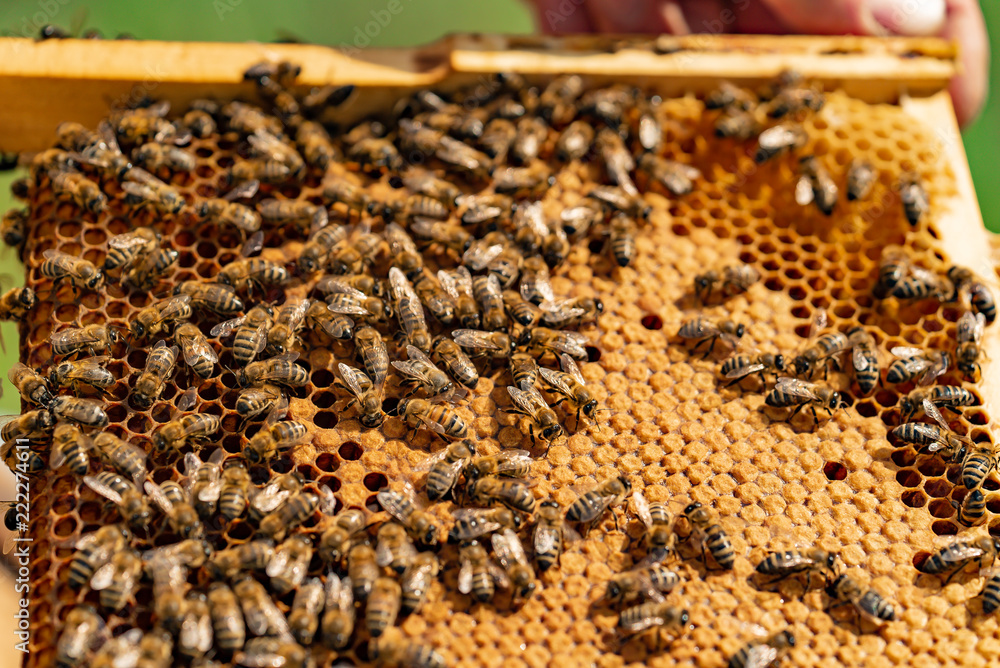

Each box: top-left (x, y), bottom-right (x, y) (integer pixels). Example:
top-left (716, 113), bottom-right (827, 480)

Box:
top-left (757, 0), bottom-right (886, 34)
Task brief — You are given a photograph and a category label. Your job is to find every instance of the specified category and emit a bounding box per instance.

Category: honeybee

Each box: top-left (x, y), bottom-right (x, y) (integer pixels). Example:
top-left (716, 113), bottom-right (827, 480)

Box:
top-left (322, 171), bottom-right (375, 214)
top-left (566, 474), bottom-right (631, 528)
top-left (295, 120), bottom-right (339, 169)
top-left (632, 490), bottom-right (673, 559)
top-left (714, 108), bottom-right (762, 140)
top-left (257, 198), bottom-right (328, 235)
top-left (519, 256), bottom-right (554, 306)
top-left (604, 565), bottom-right (682, 605)
top-left (503, 290), bottom-right (541, 327)
top-left (337, 362), bottom-right (386, 428)
top-left (233, 575), bottom-right (293, 639)
top-left (754, 123), bottom-right (808, 163)
top-left (465, 476), bottom-right (536, 514)
top-left (246, 128), bottom-right (304, 176)
top-left (321, 574), bottom-right (356, 649)
top-left (520, 327), bottom-right (589, 361)
top-left (288, 577), bottom-right (324, 645)
top-left (113, 100), bottom-right (176, 143)
top-left (401, 552), bottom-right (440, 616)
top-left (458, 540), bottom-right (507, 602)
top-left (678, 317), bottom-right (745, 359)
top-left (152, 414), bottom-right (221, 452)
top-left (6, 364), bottom-right (54, 410)
top-left (420, 439), bottom-right (476, 501)
top-left (122, 168), bottom-right (186, 214)
top-left (298, 224), bottom-right (349, 274)
top-left (507, 382), bottom-right (563, 447)
top-left (890, 264), bottom-right (953, 301)
top-left (217, 258), bottom-right (289, 295)
top-left (131, 340), bottom-right (178, 408)
top-left (206, 540), bottom-right (275, 580)
top-left (219, 461), bottom-right (252, 520)
top-left (245, 420), bottom-right (308, 465)
top-left (369, 630), bottom-right (446, 668)
top-left (467, 276), bottom-right (504, 333)
top-left (961, 439), bottom-right (996, 491)
top-left (318, 508), bottom-right (367, 564)
top-left (556, 120), bottom-right (595, 161)
top-left (589, 185), bottom-right (651, 221)
top-left (267, 534), bottom-right (314, 595)
top-left (266, 297), bottom-right (310, 355)
top-left (129, 295), bottom-right (192, 341)
top-left (0, 409), bottom-right (54, 441)
top-left (305, 300), bottom-right (354, 341)
top-left (765, 377), bottom-right (842, 423)
top-left (395, 398), bottom-right (468, 441)
top-left (946, 266), bottom-right (997, 325)
top-left (366, 576), bottom-right (403, 638)
top-left (606, 213), bottom-right (637, 268)
top-left (323, 282), bottom-right (392, 329)
top-left (534, 500), bottom-right (575, 572)
top-left (431, 336), bottom-right (480, 390)
top-left (898, 385), bottom-right (976, 423)
top-left (92, 629), bottom-right (143, 668)
top-left (957, 310), bottom-right (986, 380)
top-left (172, 323), bottom-right (218, 379)
top-left (373, 522), bottom-right (416, 577)
top-left (794, 155), bottom-right (838, 215)
top-left (207, 582), bottom-right (246, 653)
top-left (755, 548), bottom-right (840, 587)
top-left (393, 344), bottom-right (457, 398)
top-left (145, 480), bottom-right (204, 540)
top-left (238, 351), bottom-right (309, 388)
top-left (258, 488), bottom-right (322, 541)
top-left (41, 249), bottom-right (104, 290)
top-left (886, 347), bottom-right (950, 385)
top-left (50, 169), bottom-right (107, 214)
top-left (48, 356), bottom-right (114, 393)
top-left (846, 159), bottom-right (876, 201)
top-left (479, 117), bottom-right (516, 162)
top-left (177, 592), bottom-right (213, 662)
top-left (705, 81), bottom-right (756, 110)
top-left (826, 572), bottom-right (897, 624)
top-left (185, 449), bottom-right (225, 518)
top-left (595, 128), bottom-right (637, 195)
top-left (132, 142), bottom-right (196, 173)
top-left (638, 153), bottom-right (701, 197)
top-left (68, 524), bottom-right (130, 589)
top-left (1, 209), bottom-right (26, 249)
top-left (0, 287), bottom-right (33, 323)
top-left (348, 543), bottom-right (380, 602)
top-left (694, 264), bottom-right (759, 303)
top-left (890, 422), bottom-right (970, 464)
top-left (378, 483), bottom-right (440, 545)
top-left (329, 231), bottom-right (386, 275)
top-left (389, 267), bottom-right (433, 353)
top-left (57, 605), bottom-right (107, 667)
top-left (49, 396), bottom-right (109, 427)
top-left (729, 629), bottom-right (796, 668)
top-left (410, 269), bottom-right (457, 325)
top-left (957, 488), bottom-right (987, 527)
top-left (83, 472), bottom-right (152, 529)
top-left (619, 603), bottom-right (690, 641)
top-left (451, 329), bottom-right (513, 362)
top-left (90, 548), bottom-right (141, 611)
top-left (194, 180), bottom-right (263, 235)
top-left (50, 422), bottom-right (91, 474)
top-left (236, 384), bottom-right (286, 423)
top-left (211, 303), bottom-right (274, 366)
top-left (493, 529), bottom-right (538, 601)
top-left (174, 281), bottom-right (245, 315)
top-left (448, 506), bottom-right (524, 543)
top-left (560, 199), bottom-right (602, 239)
top-left (899, 171), bottom-right (928, 226)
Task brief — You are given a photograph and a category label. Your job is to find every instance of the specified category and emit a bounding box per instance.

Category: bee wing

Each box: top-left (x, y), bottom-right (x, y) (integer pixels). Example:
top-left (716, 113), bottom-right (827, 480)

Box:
top-left (412, 446), bottom-right (450, 473)
top-left (385, 223), bottom-right (419, 257)
top-left (451, 508), bottom-right (501, 537)
top-left (922, 398), bottom-right (950, 430)
top-left (183, 451), bottom-right (203, 477)
top-left (264, 396), bottom-right (290, 426)
top-left (852, 347), bottom-right (870, 372)
top-left (890, 346), bottom-right (923, 360)
top-left (493, 450), bottom-right (533, 476)
top-left (125, 165), bottom-right (165, 187)
top-left (552, 331), bottom-right (589, 358)
top-left (794, 174), bottom-right (815, 206)
top-left (310, 206), bottom-right (329, 235)
top-left (453, 329), bottom-right (501, 350)
top-left (458, 552), bottom-right (474, 594)
top-left (632, 490), bottom-right (653, 529)
top-left (241, 230), bottom-right (265, 258)
top-left (810, 308), bottom-right (828, 338)
top-left (774, 376), bottom-right (820, 400)
top-left (539, 298), bottom-right (585, 320)
top-left (209, 315), bottom-right (247, 338)
top-left (96, 119), bottom-right (122, 155)
top-left (538, 367), bottom-right (574, 397)
top-left (507, 384), bottom-right (545, 414)
top-left (283, 297), bottom-right (311, 330)
top-left (108, 230), bottom-right (153, 252)
top-left (503, 528), bottom-right (530, 566)
top-left (181, 333), bottom-right (219, 368)
top-left (49, 443), bottom-right (66, 469)
top-left (944, 542), bottom-right (985, 563)
top-left (144, 481), bottom-right (175, 515)
top-left (82, 475), bottom-right (124, 505)
top-left (463, 243), bottom-right (504, 271)
top-left (558, 353), bottom-right (587, 384)
top-left (50, 326), bottom-right (101, 348)
top-left (176, 387), bottom-right (198, 412)
top-left (744, 645), bottom-right (780, 668)
top-left (337, 363), bottom-right (372, 399)
top-left (534, 524), bottom-right (557, 555)
top-left (225, 178), bottom-right (260, 201)
top-left (326, 296), bottom-right (368, 318)
top-left (41, 249), bottom-right (79, 272)
top-left (90, 562), bottom-right (115, 590)
top-left (491, 530), bottom-right (516, 569)
top-left (198, 481), bottom-right (222, 504)
top-left (490, 559), bottom-right (511, 589)
top-left (437, 269), bottom-right (460, 300)
top-left (919, 356), bottom-right (948, 386)
top-left (725, 361), bottom-right (766, 379)
top-left (318, 484), bottom-right (337, 515)
top-left (266, 547), bottom-right (290, 577)
top-left (247, 128), bottom-right (289, 160)
top-left (377, 490), bottom-right (410, 524)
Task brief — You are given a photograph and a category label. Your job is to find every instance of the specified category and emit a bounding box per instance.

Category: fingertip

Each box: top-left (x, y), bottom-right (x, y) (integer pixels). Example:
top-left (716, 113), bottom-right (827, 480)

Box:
top-left (941, 0), bottom-right (989, 127)
top-left (524, 0), bottom-right (595, 34)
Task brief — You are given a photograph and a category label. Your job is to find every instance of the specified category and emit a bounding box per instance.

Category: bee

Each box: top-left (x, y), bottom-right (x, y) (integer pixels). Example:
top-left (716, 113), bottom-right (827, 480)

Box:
top-left (432, 336), bottom-right (480, 390)
top-left (50, 169), bottom-right (107, 215)
top-left (677, 501), bottom-right (735, 569)
top-left (298, 224), bottom-right (348, 274)
top-left (389, 267), bottom-right (433, 353)
top-left (57, 605), bottom-right (107, 667)
top-left (720, 352), bottom-right (787, 387)
top-left (604, 565), bottom-right (682, 605)
top-left (519, 256), bottom-right (554, 306)
top-left (131, 340), bottom-right (178, 408)
top-left (236, 384), bottom-right (286, 423)
top-left (589, 185), bottom-right (651, 221)
top-left (393, 344), bottom-right (456, 398)
top-left (422, 439), bottom-right (476, 501)
top-left (754, 123), bottom-right (808, 163)
top-left (0, 409), bottom-right (55, 441)
top-left (246, 128), bottom-right (305, 177)
top-left (765, 377), bottom-right (842, 423)
top-left (122, 168), bottom-right (186, 214)
top-left (520, 326), bottom-right (589, 361)
top-left (898, 385), bottom-right (976, 423)
top-left (336, 362), bottom-right (386, 428)
top-left (348, 543), bottom-right (380, 602)
top-left (948, 265), bottom-right (997, 324)
top-left (207, 582), bottom-right (246, 653)
top-left (535, 500), bottom-right (577, 572)
top-left (296, 121), bottom-right (339, 169)
top-left (755, 548), bottom-right (840, 587)
top-left (113, 100), bottom-right (176, 144)
top-left (794, 155), bottom-right (838, 215)
top-left (406, 195), bottom-right (452, 223)
top-left (50, 422), bottom-right (91, 474)
top-left (705, 81), bottom-right (755, 111)
top-left (729, 629), bottom-right (796, 668)
top-left (792, 331), bottom-right (850, 378)
top-left (961, 440), bottom-right (996, 491)
top-left (619, 603), bottom-right (690, 640)
top-left (596, 128), bottom-right (637, 195)
top-left (890, 265), bottom-right (953, 301)
top-left (321, 574), bottom-right (356, 649)
top-left (401, 166), bottom-right (461, 206)
top-left (219, 461), bottom-right (252, 520)
top-left (538, 74), bottom-right (584, 124)
top-left (503, 290), bottom-right (541, 327)
top-left (132, 142), bottom-right (197, 172)
top-left (465, 451), bottom-right (533, 483)
top-left (479, 117), bottom-right (516, 162)
top-left (257, 198), bottom-right (328, 235)
top-left (323, 282), bottom-right (392, 330)
top-left (238, 351), bottom-right (309, 388)
top-left (245, 420), bottom-right (308, 465)
top-left (633, 490), bottom-right (673, 558)
top-left (378, 483), bottom-right (440, 545)
top-left (678, 317), bottom-right (745, 359)
top-left (395, 398), bottom-right (468, 440)
top-left (322, 171), bottom-right (376, 213)
top-left (466, 476), bottom-right (536, 514)
top-left (267, 534), bottom-right (314, 595)
top-left (886, 347), bottom-right (950, 385)
top-left (90, 548), bottom-right (141, 612)
top-left (957, 488), bottom-right (987, 527)
top-left (217, 258), bottom-right (289, 295)
top-left (48, 356), bottom-right (114, 393)
top-left (49, 396), bottom-right (109, 428)
top-left (288, 577), bottom-right (324, 645)
top-left (173, 281), bottom-right (245, 315)
top-left (194, 181), bottom-right (263, 235)
top-left (825, 572), bottom-right (897, 624)
top-left (556, 120), bottom-right (595, 161)
top-left (129, 295), bottom-right (192, 341)
top-left (846, 159), bottom-right (876, 201)
top-left (177, 592), bottom-right (213, 662)
top-left (448, 506), bottom-right (524, 543)
top-left (714, 108), bottom-right (762, 140)
top-left (638, 153), bottom-right (701, 197)
top-left (900, 171), bottom-right (929, 226)
top-left (0, 287), bottom-right (34, 322)
top-left (211, 303), bottom-right (274, 366)
top-left (306, 300), bottom-right (354, 340)
top-left (507, 381), bottom-right (563, 447)
top-left (492, 528), bottom-right (538, 601)
top-left (83, 472), bottom-right (152, 530)
top-left (366, 577), bottom-right (403, 638)
top-left (207, 540), bottom-right (275, 580)
top-left (173, 323), bottom-right (218, 379)
top-left (561, 199), bottom-right (603, 238)
top-left (491, 162), bottom-right (552, 197)
top-left (258, 489), bottom-right (321, 541)
top-left (329, 231), bottom-right (386, 275)
top-left (450, 330), bottom-right (512, 363)
top-left (369, 631), bottom-right (446, 668)
top-left (511, 115), bottom-right (549, 165)
top-left (152, 414), bottom-right (221, 452)
top-left (185, 450), bottom-right (225, 518)
top-left (694, 264), bottom-right (759, 303)
top-left (890, 422), bottom-right (970, 463)
top-left (957, 310), bottom-right (986, 380)
top-left (318, 508), bottom-right (367, 564)
top-left (843, 326), bottom-right (880, 396)
top-left (41, 249), bottom-right (104, 290)
top-left (68, 524), bottom-right (130, 588)
top-left (411, 269), bottom-right (457, 325)
top-left (401, 552), bottom-right (440, 616)
top-left (92, 629), bottom-right (143, 668)
top-left (375, 521), bottom-right (417, 576)
top-left (768, 78), bottom-right (824, 117)
top-left (461, 193), bottom-right (512, 227)
top-left (180, 101), bottom-right (218, 138)
top-left (233, 575), bottom-right (293, 640)
top-left (266, 297), bottom-right (310, 355)
top-left (1, 209), bottom-right (27, 248)
top-left (146, 479), bottom-right (204, 540)
top-left (459, 540), bottom-right (507, 602)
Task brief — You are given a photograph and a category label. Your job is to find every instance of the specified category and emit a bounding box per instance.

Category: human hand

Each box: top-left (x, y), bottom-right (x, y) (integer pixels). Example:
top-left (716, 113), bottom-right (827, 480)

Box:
top-left (526, 0), bottom-right (988, 126)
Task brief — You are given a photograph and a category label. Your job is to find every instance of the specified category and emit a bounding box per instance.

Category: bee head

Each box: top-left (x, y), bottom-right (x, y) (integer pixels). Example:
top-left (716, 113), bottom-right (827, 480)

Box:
top-left (773, 355), bottom-right (787, 372)
top-left (605, 581), bottom-right (622, 601)
top-left (244, 446), bottom-right (264, 466)
top-left (87, 272), bottom-right (105, 290)
top-left (542, 425), bottom-right (562, 441)
top-left (792, 356), bottom-right (810, 376)
top-left (829, 392), bottom-right (843, 410)
top-left (678, 609), bottom-right (690, 626)
top-left (361, 412), bottom-right (385, 429)
top-left (17, 288), bottom-right (36, 309)
top-left (734, 324), bottom-right (746, 338)
top-left (3, 506), bottom-right (16, 531)
top-left (683, 502), bottom-right (702, 516)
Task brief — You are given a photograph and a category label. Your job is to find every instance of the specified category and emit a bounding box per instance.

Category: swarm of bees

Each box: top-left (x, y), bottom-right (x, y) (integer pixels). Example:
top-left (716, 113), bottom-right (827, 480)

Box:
top-left (3, 57), bottom-right (997, 668)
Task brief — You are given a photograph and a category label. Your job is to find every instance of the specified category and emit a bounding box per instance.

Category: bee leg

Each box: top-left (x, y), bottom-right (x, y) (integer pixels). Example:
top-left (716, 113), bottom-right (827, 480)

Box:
top-left (725, 375), bottom-right (747, 388)
top-left (942, 567), bottom-right (964, 586)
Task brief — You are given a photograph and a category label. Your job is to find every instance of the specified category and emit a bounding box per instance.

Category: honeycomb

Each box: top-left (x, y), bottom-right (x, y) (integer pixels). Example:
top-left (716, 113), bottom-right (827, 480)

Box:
top-left (14, 70), bottom-right (1000, 668)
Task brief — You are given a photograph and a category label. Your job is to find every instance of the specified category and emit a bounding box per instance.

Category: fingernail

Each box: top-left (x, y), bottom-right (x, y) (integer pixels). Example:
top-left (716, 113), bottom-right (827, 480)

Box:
top-left (867, 0), bottom-right (946, 36)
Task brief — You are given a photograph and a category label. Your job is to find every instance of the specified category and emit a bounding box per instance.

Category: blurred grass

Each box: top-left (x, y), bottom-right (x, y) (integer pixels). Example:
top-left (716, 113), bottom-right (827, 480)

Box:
top-left (0, 0), bottom-right (995, 412)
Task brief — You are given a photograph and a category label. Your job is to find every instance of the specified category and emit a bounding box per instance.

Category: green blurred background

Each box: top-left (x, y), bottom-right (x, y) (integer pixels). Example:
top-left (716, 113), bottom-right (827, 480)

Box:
top-left (0, 0), bottom-right (995, 413)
